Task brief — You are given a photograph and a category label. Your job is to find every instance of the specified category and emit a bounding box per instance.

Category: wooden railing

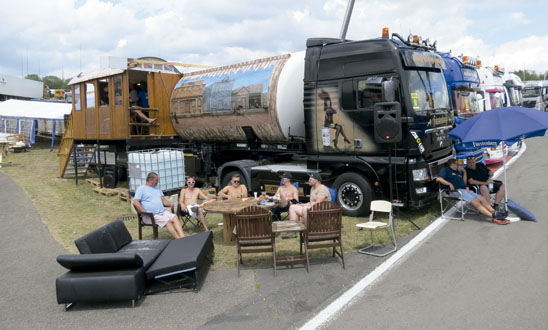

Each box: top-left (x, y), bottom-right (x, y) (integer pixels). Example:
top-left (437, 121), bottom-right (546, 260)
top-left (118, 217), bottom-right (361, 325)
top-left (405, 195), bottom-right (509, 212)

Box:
top-left (57, 113), bottom-right (74, 177)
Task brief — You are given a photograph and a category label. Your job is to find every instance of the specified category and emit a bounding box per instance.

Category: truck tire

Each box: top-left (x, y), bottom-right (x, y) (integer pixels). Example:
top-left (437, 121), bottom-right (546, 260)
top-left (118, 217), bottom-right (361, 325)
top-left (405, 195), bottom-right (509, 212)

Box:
top-left (333, 172), bottom-right (373, 217)
top-left (221, 171), bottom-right (247, 189)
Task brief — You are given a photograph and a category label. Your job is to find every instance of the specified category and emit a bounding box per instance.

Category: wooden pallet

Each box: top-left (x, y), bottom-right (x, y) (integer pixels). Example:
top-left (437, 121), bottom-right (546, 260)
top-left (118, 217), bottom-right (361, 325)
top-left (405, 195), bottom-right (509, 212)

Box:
top-left (93, 187), bottom-right (119, 196)
top-left (203, 187), bottom-right (217, 197)
top-left (86, 178), bottom-right (101, 187)
top-left (115, 188), bottom-right (130, 203)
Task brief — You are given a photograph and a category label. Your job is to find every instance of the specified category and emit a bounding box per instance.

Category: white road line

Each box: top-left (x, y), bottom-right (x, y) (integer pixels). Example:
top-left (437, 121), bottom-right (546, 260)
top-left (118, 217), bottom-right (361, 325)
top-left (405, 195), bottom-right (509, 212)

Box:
top-left (300, 143), bottom-right (526, 330)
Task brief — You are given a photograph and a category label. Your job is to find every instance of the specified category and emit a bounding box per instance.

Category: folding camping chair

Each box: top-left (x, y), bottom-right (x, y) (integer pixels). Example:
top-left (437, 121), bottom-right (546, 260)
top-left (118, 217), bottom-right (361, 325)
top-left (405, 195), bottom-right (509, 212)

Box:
top-left (176, 191), bottom-right (207, 229)
top-left (439, 187), bottom-right (478, 221)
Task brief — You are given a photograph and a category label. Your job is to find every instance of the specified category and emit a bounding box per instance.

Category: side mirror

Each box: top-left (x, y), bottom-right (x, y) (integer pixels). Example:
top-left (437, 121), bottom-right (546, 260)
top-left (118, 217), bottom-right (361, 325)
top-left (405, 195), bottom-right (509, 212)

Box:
top-left (382, 80), bottom-right (396, 102)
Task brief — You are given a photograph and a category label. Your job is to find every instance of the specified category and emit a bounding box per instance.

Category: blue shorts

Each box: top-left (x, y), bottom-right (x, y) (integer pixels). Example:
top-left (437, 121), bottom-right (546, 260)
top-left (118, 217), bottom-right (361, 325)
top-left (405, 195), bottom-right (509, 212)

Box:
top-left (451, 189), bottom-right (479, 203)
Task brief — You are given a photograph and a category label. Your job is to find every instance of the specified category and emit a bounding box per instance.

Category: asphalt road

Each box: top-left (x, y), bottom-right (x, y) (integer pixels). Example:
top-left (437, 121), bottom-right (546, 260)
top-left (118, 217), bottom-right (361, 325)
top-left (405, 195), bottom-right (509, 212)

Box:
top-left (326, 135), bottom-right (548, 330)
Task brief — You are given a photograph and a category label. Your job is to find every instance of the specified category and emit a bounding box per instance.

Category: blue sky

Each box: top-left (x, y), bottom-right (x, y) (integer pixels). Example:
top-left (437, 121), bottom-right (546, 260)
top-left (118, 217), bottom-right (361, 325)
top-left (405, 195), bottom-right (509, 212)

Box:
top-left (1, 0), bottom-right (547, 79)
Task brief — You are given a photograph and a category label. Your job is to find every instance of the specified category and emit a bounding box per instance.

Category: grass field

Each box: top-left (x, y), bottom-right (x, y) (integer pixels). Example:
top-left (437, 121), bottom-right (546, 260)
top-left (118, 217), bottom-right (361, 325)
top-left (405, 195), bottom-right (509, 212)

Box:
top-left (1, 141), bottom-right (438, 269)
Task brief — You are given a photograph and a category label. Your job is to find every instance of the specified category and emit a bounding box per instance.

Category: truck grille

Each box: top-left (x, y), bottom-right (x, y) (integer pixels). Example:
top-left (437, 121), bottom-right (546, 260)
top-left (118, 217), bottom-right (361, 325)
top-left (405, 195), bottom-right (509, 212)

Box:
top-left (522, 100), bottom-right (536, 108)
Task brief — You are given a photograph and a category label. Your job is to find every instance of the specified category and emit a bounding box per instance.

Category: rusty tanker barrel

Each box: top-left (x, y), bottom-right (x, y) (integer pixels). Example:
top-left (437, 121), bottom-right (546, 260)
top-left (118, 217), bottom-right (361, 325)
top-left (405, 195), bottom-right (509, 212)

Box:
top-left (170, 52), bottom-right (305, 143)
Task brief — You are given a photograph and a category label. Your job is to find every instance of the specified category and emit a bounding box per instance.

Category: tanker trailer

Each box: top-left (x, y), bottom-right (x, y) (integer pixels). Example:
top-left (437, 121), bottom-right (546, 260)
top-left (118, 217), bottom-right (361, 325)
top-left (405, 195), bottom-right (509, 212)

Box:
top-left (170, 30), bottom-right (455, 216)
top-left (171, 52), bottom-right (305, 143)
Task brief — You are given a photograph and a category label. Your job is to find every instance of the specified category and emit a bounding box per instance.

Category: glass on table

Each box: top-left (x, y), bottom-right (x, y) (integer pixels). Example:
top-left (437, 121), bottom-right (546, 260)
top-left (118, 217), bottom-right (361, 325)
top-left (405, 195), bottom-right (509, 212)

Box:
top-left (261, 191), bottom-right (267, 199)
top-left (216, 196), bottom-right (222, 203)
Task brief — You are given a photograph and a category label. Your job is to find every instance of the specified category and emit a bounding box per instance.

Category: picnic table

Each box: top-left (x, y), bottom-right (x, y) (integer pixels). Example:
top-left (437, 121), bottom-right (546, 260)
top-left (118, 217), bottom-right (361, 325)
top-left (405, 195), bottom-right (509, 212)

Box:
top-left (203, 197), bottom-right (278, 242)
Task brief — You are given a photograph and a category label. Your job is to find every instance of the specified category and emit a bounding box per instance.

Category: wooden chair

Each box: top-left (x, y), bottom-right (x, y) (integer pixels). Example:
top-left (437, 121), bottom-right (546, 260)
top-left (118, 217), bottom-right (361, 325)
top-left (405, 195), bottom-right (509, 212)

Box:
top-left (234, 206), bottom-right (276, 276)
top-left (133, 204), bottom-right (159, 240)
top-left (356, 200), bottom-right (397, 257)
top-left (301, 201), bottom-right (345, 272)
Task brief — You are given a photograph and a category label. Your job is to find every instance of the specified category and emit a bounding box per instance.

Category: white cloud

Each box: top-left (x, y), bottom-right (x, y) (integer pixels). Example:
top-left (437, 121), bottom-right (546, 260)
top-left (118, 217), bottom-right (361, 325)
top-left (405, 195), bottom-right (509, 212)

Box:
top-left (509, 12), bottom-right (530, 25)
top-left (492, 35), bottom-right (548, 72)
top-left (0, 0), bottom-right (547, 78)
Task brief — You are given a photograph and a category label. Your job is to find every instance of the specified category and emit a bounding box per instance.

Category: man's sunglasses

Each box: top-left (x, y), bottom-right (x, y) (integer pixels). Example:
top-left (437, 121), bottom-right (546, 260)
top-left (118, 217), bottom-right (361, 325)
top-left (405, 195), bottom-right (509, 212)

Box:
top-left (233, 180), bottom-right (240, 184)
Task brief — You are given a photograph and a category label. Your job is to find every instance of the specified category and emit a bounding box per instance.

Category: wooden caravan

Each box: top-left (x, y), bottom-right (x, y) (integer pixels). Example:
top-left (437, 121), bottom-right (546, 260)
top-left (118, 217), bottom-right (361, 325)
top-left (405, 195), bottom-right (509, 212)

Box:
top-left (68, 59), bottom-right (181, 140)
top-left (58, 58), bottom-right (184, 178)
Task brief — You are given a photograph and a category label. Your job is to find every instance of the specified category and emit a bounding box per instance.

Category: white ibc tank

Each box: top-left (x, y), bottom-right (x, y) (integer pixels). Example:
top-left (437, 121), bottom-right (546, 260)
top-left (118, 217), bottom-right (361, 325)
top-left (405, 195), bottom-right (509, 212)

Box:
top-left (170, 51), bottom-right (305, 142)
top-left (127, 149), bottom-right (185, 192)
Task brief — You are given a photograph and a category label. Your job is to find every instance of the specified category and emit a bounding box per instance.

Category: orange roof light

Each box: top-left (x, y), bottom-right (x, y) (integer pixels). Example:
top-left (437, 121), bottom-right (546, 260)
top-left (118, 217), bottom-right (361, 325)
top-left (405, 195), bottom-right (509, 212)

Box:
top-left (462, 56), bottom-right (469, 64)
top-left (494, 65), bottom-right (499, 71)
top-left (412, 35), bottom-right (419, 43)
top-left (382, 27), bottom-right (389, 39)
top-left (476, 58), bottom-right (482, 67)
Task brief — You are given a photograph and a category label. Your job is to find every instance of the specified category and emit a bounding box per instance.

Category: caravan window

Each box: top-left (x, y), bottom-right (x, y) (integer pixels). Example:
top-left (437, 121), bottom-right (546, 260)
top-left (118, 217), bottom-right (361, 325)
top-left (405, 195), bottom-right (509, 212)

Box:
top-left (99, 79), bottom-right (109, 106)
top-left (114, 76), bottom-right (123, 106)
top-left (85, 83), bottom-right (95, 109)
top-left (74, 85), bottom-right (81, 111)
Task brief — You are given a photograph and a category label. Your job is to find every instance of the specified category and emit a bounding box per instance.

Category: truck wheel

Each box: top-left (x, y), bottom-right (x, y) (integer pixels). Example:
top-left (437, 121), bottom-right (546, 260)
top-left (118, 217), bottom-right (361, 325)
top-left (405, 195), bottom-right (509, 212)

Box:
top-left (221, 171), bottom-right (247, 189)
top-left (333, 172), bottom-right (372, 217)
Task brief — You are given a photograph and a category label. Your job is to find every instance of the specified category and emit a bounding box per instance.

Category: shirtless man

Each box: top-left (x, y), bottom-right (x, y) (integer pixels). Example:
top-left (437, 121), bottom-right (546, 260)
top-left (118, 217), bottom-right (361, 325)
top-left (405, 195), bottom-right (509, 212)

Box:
top-left (289, 173), bottom-right (331, 224)
top-left (178, 176), bottom-right (214, 231)
top-left (271, 172), bottom-right (299, 221)
top-left (218, 174), bottom-right (248, 199)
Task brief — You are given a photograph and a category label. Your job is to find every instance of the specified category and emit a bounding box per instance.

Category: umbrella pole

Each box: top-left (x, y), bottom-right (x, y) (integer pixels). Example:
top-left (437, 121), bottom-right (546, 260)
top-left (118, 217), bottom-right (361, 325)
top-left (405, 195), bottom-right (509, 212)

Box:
top-left (503, 143), bottom-right (508, 212)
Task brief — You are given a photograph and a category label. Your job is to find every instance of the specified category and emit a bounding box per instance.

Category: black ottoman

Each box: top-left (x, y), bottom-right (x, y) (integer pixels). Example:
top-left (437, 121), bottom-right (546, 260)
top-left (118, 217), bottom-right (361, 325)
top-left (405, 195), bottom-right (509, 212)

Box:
top-left (56, 267), bottom-right (145, 309)
top-left (145, 231), bottom-right (214, 293)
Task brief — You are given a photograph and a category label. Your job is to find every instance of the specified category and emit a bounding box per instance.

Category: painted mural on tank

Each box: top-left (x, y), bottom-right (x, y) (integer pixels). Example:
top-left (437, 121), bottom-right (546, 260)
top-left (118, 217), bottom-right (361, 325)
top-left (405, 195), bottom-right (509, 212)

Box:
top-left (169, 55), bottom-right (290, 142)
top-left (171, 63), bottom-right (275, 116)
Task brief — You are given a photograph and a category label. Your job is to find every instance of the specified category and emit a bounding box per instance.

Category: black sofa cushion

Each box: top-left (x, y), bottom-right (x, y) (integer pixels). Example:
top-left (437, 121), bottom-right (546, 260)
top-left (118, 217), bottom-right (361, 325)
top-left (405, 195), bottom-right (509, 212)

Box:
top-left (56, 268), bottom-right (145, 304)
top-left (107, 219), bottom-right (133, 250)
top-left (118, 239), bottom-right (170, 269)
top-left (146, 231), bottom-right (213, 280)
top-left (75, 219), bottom-right (133, 254)
top-left (57, 253), bottom-right (143, 271)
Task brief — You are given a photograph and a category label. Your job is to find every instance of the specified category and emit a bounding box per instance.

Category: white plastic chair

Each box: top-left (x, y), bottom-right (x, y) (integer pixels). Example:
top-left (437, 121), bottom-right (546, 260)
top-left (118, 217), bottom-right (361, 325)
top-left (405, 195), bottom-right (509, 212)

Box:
top-left (356, 200), bottom-right (397, 257)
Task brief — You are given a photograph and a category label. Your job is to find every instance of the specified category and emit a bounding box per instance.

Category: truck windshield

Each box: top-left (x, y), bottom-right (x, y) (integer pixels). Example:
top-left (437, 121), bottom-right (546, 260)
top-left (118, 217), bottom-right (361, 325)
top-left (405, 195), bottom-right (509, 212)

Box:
top-left (507, 87), bottom-right (522, 106)
top-left (405, 70), bottom-right (450, 111)
top-left (454, 90), bottom-right (481, 117)
top-left (523, 87), bottom-right (541, 98)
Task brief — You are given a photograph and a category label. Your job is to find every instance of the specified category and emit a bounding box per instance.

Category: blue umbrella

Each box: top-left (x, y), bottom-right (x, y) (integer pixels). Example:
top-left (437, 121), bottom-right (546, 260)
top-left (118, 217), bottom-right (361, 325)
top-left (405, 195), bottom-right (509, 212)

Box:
top-left (449, 106), bottom-right (548, 149)
top-left (449, 106), bottom-right (548, 208)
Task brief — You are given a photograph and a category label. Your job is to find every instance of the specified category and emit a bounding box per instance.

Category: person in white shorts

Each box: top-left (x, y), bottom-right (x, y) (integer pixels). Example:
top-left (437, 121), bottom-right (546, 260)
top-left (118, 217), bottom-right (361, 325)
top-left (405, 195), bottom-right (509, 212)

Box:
top-left (179, 176), bottom-right (214, 231)
top-left (133, 172), bottom-right (185, 238)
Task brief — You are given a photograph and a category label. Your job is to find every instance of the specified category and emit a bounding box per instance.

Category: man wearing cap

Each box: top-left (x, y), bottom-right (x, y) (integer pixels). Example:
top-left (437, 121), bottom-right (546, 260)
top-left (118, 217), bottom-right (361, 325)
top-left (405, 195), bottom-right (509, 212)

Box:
top-left (271, 172), bottom-right (299, 221)
top-left (465, 156), bottom-right (505, 210)
top-left (437, 158), bottom-right (507, 224)
top-left (289, 172), bottom-right (331, 224)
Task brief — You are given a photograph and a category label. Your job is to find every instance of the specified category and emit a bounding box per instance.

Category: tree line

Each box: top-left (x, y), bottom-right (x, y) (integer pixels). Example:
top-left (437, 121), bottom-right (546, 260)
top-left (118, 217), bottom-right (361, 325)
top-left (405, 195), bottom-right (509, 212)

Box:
top-left (25, 74), bottom-right (71, 90)
top-left (512, 70), bottom-right (548, 81)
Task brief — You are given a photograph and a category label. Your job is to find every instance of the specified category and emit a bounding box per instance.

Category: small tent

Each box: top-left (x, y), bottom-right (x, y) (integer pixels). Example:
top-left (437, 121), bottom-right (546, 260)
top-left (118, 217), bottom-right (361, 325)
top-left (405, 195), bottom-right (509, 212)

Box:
top-left (0, 99), bottom-right (71, 150)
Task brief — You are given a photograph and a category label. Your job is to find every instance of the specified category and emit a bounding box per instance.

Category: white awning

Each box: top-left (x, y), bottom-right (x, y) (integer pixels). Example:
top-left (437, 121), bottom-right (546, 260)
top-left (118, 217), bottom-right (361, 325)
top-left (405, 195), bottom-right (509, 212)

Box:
top-left (0, 99), bottom-right (71, 120)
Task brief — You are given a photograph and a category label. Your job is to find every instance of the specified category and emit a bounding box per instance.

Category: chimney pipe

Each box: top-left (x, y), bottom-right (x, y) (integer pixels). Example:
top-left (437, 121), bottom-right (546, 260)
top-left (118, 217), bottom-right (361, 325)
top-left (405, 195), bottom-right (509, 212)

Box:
top-left (339, 0), bottom-right (355, 40)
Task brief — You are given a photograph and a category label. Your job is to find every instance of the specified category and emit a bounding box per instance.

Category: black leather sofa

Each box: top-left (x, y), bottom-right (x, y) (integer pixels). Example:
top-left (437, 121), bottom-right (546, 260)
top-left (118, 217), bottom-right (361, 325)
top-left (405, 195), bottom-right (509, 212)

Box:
top-left (56, 219), bottom-right (213, 310)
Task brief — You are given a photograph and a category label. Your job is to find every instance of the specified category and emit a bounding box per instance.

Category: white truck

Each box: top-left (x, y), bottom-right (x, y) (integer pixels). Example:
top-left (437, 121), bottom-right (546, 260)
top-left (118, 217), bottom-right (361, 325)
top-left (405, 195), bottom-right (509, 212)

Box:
top-left (522, 80), bottom-right (548, 111)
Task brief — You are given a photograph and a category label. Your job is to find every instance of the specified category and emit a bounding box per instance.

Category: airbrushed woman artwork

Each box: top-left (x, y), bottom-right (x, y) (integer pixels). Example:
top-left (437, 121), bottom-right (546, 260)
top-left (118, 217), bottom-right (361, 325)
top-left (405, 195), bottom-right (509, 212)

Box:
top-left (319, 89), bottom-right (351, 149)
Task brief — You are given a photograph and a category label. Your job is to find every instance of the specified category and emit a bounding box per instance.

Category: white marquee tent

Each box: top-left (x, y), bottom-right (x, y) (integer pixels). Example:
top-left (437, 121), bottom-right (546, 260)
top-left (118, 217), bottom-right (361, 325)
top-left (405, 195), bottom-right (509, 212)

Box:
top-left (0, 99), bottom-right (71, 149)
